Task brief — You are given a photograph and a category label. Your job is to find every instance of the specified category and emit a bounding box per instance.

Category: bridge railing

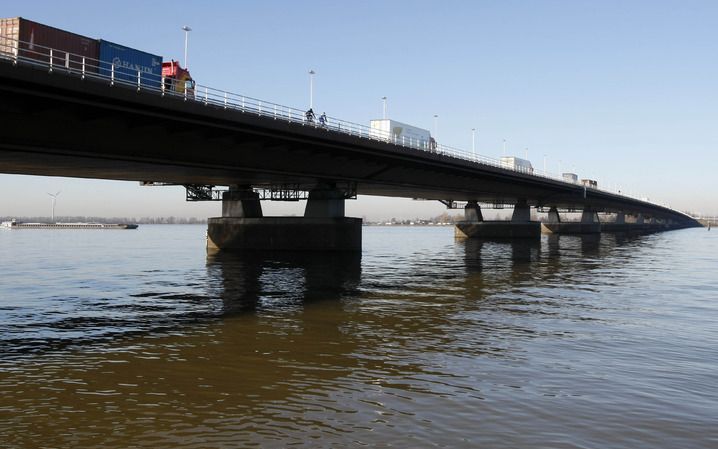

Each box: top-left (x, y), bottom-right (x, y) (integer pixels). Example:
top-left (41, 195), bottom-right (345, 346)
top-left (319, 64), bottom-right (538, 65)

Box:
top-left (0, 36), bottom-right (670, 208)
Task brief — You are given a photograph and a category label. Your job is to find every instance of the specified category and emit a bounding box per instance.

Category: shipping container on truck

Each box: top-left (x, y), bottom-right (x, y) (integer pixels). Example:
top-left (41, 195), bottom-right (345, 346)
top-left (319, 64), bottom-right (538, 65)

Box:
top-left (98, 40), bottom-right (162, 88)
top-left (369, 119), bottom-right (432, 150)
top-left (162, 60), bottom-right (195, 95)
top-left (0, 17), bottom-right (98, 71)
top-left (500, 156), bottom-right (534, 173)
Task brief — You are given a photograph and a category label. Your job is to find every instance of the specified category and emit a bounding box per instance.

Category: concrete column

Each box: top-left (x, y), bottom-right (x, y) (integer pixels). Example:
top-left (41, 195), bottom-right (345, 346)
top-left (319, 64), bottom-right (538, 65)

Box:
top-left (304, 188), bottom-right (345, 218)
top-left (615, 211), bottom-right (625, 224)
top-left (222, 186), bottom-right (262, 218)
top-left (580, 207), bottom-right (599, 224)
top-left (512, 200), bottom-right (531, 222)
top-left (464, 201), bottom-right (483, 223)
top-left (547, 207), bottom-right (561, 224)
top-left (635, 214), bottom-right (644, 225)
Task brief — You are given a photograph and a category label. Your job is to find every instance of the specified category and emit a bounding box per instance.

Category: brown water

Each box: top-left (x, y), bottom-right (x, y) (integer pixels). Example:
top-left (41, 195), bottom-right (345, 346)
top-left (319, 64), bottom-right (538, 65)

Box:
top-left (1, 226), bottom-right (716, 448)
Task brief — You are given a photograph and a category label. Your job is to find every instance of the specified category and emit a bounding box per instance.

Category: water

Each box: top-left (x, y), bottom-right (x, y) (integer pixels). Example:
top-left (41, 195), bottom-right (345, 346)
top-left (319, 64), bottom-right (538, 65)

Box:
top-left (0, 225), bottom-right (716, 448)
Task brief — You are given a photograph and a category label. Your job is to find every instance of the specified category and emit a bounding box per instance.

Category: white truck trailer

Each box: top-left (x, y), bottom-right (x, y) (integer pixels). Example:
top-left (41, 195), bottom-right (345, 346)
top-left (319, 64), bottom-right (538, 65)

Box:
top-left (562, 173), bottom-right (578, 183)
top-left (369, 119), bottom-right (433, 150)
top-left (500, 156), bottom-right (534, 174)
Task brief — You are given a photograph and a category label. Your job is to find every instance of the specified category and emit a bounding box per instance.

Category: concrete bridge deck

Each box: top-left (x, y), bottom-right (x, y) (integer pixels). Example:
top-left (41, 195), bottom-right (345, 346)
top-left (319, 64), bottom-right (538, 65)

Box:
top-left (0, 51), bottom-right (700, 250)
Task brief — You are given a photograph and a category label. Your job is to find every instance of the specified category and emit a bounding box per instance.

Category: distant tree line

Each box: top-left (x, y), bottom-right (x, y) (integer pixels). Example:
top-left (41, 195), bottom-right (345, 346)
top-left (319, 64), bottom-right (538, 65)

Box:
top-left (0, 216), bottom-right (208, 224)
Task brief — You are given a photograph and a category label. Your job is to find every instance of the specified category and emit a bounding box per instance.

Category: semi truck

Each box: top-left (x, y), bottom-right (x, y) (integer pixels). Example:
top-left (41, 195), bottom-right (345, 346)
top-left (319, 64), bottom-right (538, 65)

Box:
top-left (369, 119), bottom-right (434, 150)
top-left (563, 173), bottom-right (578, 183)
top-left (1, 17), bottom-right (191, 92)
top-left (500, 156), bottom-right (534, 174)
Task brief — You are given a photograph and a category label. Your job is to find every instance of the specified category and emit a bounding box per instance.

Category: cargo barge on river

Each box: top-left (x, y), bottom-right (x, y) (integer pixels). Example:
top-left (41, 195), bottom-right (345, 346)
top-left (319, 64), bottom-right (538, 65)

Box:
top-left (1, 219), bottom-right (138, 229)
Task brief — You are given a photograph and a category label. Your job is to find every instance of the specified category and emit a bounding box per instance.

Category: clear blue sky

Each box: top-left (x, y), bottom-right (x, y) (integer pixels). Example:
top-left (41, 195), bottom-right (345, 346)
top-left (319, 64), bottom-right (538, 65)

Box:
top-left (1, 0), bottom-right (716, 219)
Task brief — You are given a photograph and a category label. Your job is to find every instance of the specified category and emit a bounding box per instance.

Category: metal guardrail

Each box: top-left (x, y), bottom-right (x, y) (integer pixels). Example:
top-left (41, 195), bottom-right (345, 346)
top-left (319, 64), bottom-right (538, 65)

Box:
top-left (0, 36), bottom-right (677, 212)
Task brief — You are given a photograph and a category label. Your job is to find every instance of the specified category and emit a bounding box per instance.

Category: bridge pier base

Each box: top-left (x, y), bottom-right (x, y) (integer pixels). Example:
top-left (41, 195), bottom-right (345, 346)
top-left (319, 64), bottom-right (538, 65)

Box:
top-left (542, 206), bottom-right (601, 234)
top-left (207, 187), bottom-right (361, 252)
top-left (455, 200), bottom-right (540, 240)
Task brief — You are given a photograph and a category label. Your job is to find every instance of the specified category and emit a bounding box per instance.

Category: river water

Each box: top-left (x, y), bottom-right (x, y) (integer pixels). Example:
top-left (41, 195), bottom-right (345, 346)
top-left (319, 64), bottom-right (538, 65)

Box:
top-left (0, 225), bottom-right (716, 448)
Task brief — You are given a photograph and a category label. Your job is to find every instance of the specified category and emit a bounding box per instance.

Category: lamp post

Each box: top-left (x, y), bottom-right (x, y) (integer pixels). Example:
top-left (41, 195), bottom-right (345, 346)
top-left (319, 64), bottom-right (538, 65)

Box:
top-left (309, 70), bottom-right (316, 109)
top-left (182, 26), bottom-right (191, 69)
top-left (543, 154), bottom-right (547, 174)
top-left (382, 96), bottom-right (387, 119)
top-left (471, 128), bottom-right (476, 158)
top-left (433, 114), bottom-right (438, 140)
top-left (502, 139), bottom-right (506, 156)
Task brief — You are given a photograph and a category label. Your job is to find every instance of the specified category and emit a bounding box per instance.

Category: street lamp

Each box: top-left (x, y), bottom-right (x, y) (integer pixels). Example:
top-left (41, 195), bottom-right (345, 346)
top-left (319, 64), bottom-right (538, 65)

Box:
top-left (433, 114), bottom-right (438, 139)
top-left (502, 138), bottom-right (506, 156)
top-left (308, 70), bottom-right (316, 109)
top-left (543, 154), bottom-right (547, 174)
top-left (382, 96), bottom-right (387, 119)
top-left (182, 26), bottom-right (191, 69)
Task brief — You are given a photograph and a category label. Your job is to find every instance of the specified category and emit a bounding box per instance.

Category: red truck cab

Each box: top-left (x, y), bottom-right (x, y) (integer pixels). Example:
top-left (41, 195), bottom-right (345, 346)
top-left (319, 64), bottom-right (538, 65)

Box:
top-left (162, 60), bottom-right (195, 96)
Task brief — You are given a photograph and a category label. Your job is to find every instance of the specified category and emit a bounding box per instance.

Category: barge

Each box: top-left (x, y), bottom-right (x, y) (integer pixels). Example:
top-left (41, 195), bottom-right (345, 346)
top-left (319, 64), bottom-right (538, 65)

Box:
top-left (1, 219), bottom-right (138, 229)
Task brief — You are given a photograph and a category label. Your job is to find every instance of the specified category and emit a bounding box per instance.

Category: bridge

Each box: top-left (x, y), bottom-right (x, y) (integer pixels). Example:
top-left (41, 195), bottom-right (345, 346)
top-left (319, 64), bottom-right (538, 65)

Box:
top-left (0, 39), bottom-right (700, 251)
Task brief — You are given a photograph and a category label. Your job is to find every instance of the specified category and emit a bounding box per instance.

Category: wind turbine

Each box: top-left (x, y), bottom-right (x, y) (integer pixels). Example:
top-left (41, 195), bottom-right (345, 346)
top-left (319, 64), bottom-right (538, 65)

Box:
top-left (47, 191), bottom-right (61, 223)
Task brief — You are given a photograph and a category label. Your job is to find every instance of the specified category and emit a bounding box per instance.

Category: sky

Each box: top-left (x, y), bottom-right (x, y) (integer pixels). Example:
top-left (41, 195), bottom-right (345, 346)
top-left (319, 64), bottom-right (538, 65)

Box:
top-left (1, 0), bottom-right (716, 220)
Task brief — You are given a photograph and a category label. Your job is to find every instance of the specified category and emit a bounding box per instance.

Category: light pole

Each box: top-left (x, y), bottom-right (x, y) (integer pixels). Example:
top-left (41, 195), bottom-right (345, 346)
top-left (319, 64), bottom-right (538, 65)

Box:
top-left (471, 128), bottom-right (476, 158)
top-left (308, 70), bottom-right (316, 109)
top-left (47, 191), bottom-right (60, 223)
top-left (502, 139), bottom-right (506, 156)
top-left (433, 114), bottom-right (438, 140)
top-left (382, 96), bottom-right (387, 119)
top-left (543, 154), bottom-right (547, 174)
top-left (182, 26), bottom-right (191, 69)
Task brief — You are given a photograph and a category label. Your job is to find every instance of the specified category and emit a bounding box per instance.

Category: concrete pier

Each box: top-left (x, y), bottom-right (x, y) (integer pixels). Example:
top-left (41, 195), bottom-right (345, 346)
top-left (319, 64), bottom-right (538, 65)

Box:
top-left (207, 186), bottom-right (361, 252)
top-left (541, 206), bottom-right (601, 234)
top-left (455, 200), bottom-right (541, 239)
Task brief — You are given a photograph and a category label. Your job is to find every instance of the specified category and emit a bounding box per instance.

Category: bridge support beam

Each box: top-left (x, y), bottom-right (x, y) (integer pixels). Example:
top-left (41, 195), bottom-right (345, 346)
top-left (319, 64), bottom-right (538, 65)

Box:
top-left (511, 200), bottom-right (531, 222)
top-left (547, 207), bottom-right (561, 224)
top-left (304, 187), bottom-right (346, 218)
top-left (464, 201), bottom-right (483, 223)
top-left (601, 211), bottom-right (637, 233)
top-left (221, 186), bottom-right (263, 218)
top-left (542, 206), bottom-right (601, 234)
top-left (455, 199), bottom-right (540, 240)
top-left (207, 186), bottom-right (361, 252)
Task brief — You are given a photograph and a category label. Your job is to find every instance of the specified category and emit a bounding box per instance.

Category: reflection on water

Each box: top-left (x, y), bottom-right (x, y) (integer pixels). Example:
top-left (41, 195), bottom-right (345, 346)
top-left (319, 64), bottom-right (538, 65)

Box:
top-left (206, 250), bottom-right (361, 315)
top-left (0, 226), bottom-right (716, 448)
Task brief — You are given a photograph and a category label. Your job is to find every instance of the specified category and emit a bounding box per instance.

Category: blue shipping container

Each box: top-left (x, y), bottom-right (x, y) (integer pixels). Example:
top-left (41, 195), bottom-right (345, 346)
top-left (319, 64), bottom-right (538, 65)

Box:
top-left (98, 40), bottom-right (162, 88)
